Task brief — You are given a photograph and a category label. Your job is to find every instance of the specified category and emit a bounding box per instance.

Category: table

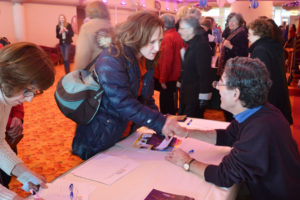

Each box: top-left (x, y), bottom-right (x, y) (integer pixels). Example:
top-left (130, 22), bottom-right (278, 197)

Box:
top-left (30, 118), bottom-right (238, 200)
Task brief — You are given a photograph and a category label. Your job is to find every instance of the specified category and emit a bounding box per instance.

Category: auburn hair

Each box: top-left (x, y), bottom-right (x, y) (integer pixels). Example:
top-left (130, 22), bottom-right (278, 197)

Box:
top-left (110, 11), bottom-right (164, 65)
top-left (0, 42), bottom-right (55, 97)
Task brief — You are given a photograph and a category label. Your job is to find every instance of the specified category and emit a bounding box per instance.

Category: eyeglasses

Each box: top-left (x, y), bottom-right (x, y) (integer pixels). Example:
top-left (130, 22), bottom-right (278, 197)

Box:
top-left (23, 89), bottom-right (43, 97)
top-left (212, 80), bottom-right (227, 88)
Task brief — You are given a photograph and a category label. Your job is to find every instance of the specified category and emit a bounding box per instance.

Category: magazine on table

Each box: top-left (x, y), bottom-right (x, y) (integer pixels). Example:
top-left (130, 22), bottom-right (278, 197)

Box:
top-left (144, 189), bottom-right (195, 200)
top-left (133, 132), bottom-right (181, 152)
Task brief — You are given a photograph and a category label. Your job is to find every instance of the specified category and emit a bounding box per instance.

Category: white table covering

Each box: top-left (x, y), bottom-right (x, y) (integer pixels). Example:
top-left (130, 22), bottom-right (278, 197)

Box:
top-left (29, 118), bottom-right (238, 200)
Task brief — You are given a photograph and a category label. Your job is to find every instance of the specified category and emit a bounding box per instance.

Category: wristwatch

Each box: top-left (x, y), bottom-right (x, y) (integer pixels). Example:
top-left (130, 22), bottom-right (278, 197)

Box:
top-left (183, 158), bottom-right (195, 171)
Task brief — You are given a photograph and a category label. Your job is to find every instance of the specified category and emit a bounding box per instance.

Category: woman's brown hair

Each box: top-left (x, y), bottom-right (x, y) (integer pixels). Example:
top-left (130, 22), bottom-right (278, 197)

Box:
top-left (0, 42), bottom-right (55, 97)
top-left (248, 19), bottom-right (273, 38)
top-left (111, 11), bottom-right (164, 66)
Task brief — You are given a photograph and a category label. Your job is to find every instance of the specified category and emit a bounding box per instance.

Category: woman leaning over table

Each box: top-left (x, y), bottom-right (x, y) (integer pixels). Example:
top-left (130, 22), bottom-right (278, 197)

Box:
top-left (248, 18), bottom-right (293, 124)
top-left (0, 42), bottom-right (55, 200)
top-left (72, 11), bottom-right (187, 160)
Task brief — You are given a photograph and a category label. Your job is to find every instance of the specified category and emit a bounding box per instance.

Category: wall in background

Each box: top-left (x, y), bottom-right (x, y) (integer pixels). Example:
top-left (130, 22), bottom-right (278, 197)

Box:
top-left (231, 1), bottom-right (273, 24)
top-left (0, 2), bottom-right (16, 43)
top-left (0, 1), bottom-right (140, 47)
top-left (24, 3), bottom-right (77, 47)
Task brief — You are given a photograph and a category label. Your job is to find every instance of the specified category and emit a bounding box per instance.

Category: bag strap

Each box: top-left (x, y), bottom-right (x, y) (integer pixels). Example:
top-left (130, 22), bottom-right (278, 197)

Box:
top-left (84, 53), bottom-right (101, 71)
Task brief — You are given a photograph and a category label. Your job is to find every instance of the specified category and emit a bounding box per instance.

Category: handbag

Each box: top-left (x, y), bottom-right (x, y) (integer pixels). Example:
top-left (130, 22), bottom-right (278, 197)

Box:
top-left (54, 54), bottom-right (103, 125)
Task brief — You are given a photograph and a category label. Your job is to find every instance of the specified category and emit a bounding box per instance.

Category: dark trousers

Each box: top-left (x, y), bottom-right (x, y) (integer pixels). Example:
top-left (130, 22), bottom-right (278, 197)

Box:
top-left (178, 102), bottom-right (206, 118)
top-left (60, 43), bottom-right (71, 74)
top-left (154, 79), bottom-right (177, 115)
top-left (0, 170), bottom-right (11, 188)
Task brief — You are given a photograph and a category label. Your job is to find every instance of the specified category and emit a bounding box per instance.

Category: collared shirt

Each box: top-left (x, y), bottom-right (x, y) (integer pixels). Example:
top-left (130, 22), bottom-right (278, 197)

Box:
top-left (234, 106), bottom-right (262, 123)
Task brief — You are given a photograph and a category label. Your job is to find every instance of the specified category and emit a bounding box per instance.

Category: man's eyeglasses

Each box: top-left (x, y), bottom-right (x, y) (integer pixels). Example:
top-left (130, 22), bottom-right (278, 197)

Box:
top-left (23, 89), bottom-right (43, 97)
top-left (212, 80), bottom-right (227, 88)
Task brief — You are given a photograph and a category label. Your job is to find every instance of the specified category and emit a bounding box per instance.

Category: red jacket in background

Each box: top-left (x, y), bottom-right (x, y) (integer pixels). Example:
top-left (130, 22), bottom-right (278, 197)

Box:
top-left (155, 28), bottom-right (183, 83)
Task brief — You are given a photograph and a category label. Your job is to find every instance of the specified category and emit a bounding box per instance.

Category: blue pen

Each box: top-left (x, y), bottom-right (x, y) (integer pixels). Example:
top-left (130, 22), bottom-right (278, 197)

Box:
top-left (69, 183), bottom-right (74, 200)
top-left (187, 119), bottom-right (193, 126)
top-left (188, 149), bottom-right (194, 154)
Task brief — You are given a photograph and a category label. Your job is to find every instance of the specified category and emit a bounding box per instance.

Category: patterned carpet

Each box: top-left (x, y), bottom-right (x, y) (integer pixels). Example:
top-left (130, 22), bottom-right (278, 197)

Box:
top-left (8, 63), bottom-right (299, 198)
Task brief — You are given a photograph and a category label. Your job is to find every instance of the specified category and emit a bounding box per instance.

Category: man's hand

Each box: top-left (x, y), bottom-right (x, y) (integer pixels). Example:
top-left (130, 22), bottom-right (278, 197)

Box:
top-left (165, 148), bottom-right (191, 167)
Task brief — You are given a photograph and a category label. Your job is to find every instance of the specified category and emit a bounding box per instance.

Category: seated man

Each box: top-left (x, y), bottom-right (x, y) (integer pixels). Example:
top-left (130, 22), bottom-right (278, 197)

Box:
top-left (166, 57), bottom-right (300, 199)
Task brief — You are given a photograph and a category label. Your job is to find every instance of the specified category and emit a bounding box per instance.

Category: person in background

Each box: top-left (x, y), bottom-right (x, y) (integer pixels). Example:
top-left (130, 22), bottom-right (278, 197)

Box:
top-left (154, 14), bottom-right (183, 115)
top-left (72, 11), bottom-right (187, 160)
top-left (0, 42), bottom-right (55, 200)
top-left (248, 18), bottom-right (293, 124)
top-left (287, 24), bottom-right (297, 47)
top-left (205, 16), bottom-right (222, 56)
top-left (263, 18), bottom-right (285, 46)
top-left (289, 24), bottom-right (297, 39)
top-left (56, 14), bottom-right (74, 74)
top-left (166, 57), bottom-right (300, 200)
top-left (201, 17), bottom-right (215, 54)
top-left (218, 13), bottom-right (248, 75)
top-left (177, 16), bottom-right (213, 118)
top-left (175, 6), bottom-right (190, 31)
top-left (187, 7), bottom-right (202, 22)
top-left (280, 21), bottom-right (288, 44)
top-left (217, 12), bottom-right (248, 122)
top-left (74, 1), bottom-right (111, 71)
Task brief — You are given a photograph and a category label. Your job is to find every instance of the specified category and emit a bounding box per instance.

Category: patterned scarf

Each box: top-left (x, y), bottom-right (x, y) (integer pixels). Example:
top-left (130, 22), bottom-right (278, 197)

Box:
top-left (217, 26), bottom-right (245, 75)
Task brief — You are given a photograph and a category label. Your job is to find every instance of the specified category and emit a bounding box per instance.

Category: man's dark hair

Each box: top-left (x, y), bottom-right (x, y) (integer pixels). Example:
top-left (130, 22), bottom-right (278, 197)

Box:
top-left (224, 57), bottom-right (272, 108)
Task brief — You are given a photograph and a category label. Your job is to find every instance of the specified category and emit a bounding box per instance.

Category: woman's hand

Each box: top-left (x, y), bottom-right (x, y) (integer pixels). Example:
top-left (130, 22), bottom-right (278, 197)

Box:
top-left (165, 148), bottom-right (191, 167)
top-left (6, 117), bottom-right (23, 138)
top-left (12, 163), bottom-right (47, 191)
top-left (223, 40), bottom-right (233, 49)
top-left (161, 116), bottom-right (187, 138)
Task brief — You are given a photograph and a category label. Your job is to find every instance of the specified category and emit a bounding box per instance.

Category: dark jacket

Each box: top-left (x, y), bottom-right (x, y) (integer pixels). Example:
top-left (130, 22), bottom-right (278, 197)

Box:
top-left (72, 46), bottom-right (166, 160)
top-left (222, 27), bottom-right (248, 64)
top-left (205, 103), bottom-right (300, 200)
top-left (249, 37), bottom-right (293, 124)
top-left (56, 23), bottom-right (74, 44)
top-left (180, 34), bottom-right (213, 104)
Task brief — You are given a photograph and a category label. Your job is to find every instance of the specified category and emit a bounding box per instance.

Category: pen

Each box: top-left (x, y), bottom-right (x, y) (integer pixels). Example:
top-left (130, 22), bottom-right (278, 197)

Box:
top-left (187, 119), bottom-right (193, 126)
top-left (30, 188), bottom-right (40, 199)
top-left (188, 149), bottom-right (194, 154)
top-left (69, 183), bottom-right (74, 200)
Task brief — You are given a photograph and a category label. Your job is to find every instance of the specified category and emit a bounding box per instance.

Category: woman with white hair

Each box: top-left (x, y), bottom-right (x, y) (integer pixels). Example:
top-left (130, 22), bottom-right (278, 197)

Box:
top-left (177, 16), bottom-right (213, 118)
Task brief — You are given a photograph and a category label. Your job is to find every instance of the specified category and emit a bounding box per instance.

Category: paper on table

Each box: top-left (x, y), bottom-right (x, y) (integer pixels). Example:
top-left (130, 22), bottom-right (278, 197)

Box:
top-left (27, 179), bottom-right (96, 200)
top-left (154, 136), bottom-right (174, 150)
top-left (72, 154), bottom-right (139, 185)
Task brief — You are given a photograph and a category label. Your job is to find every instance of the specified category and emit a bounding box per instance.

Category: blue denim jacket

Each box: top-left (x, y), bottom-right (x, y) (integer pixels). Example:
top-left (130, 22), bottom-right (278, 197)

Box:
top-left (72, 46), bottom-right (166, 160)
